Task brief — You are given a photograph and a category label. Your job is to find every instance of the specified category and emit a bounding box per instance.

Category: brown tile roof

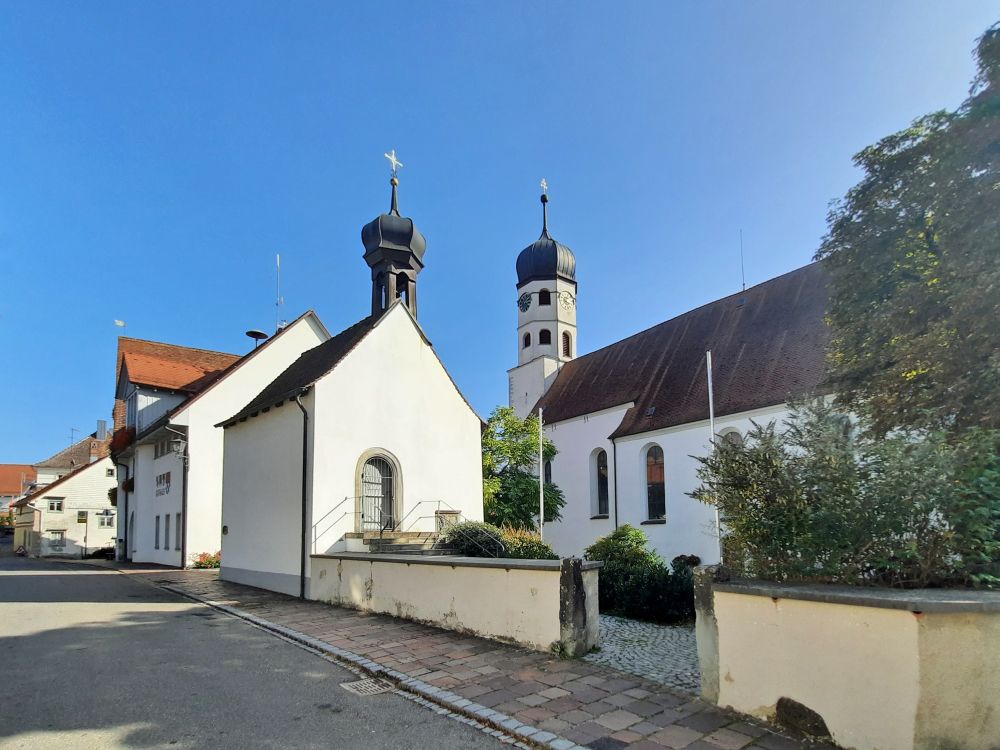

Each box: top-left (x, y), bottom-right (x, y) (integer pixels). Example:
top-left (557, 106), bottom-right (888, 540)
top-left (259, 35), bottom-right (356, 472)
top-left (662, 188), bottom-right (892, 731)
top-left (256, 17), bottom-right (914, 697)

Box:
top-left (535, 262), bottom-right (831, 439)
top-left (218, 315), bottom-right (377, 427)
top-left (0, 465), bottom-right (35, 496)
top-left (113, 337), bottom-right (240, 431)
top-left (34, 434), bottom-right (110, 469)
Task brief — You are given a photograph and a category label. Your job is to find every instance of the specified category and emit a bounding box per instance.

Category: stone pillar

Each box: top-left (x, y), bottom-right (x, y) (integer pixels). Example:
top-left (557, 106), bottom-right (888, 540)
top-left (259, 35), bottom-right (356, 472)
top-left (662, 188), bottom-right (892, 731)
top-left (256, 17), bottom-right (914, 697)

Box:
top-left (558, 558), bottom-right (600, 657)
top-left (693, 564), bottom-right (722, 703)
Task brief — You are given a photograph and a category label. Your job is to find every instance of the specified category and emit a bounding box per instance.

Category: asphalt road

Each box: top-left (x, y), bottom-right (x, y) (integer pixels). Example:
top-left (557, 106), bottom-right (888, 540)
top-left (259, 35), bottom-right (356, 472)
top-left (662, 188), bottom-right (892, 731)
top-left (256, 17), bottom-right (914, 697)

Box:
top-left (0, 556), bottom-right (503, 749)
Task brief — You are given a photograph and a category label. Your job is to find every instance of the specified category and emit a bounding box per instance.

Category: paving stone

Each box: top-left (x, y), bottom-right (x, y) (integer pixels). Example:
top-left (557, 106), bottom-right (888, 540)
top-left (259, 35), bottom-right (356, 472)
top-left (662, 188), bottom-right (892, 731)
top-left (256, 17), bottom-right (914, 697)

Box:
top-left (750, 733), bottom-right (807, 750)
top-left (723, 722), bottom-right (768, 739)
top-left (517, 694), bottom-right (550, 707)
top-left (586, 737), bottom-right (630, 750)
top-left (540, 687), bottom-right (572, 699)
top-left (704, 728), bottom-right (755, 750)
top-left (595, 710), bottom-right (642, 731)
top-left (677, 710), bottom-right (731, 733)
top-left (650, 724), bottom-right (705, 749)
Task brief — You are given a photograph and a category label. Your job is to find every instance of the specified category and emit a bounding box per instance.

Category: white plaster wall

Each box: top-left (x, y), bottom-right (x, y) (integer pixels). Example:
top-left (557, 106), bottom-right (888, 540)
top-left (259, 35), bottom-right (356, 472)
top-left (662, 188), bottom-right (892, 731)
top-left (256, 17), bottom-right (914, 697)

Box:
top-left (130, 443), bottom-right (184, 566)
top-left (33, 458), bottom-right (117, 557)
top-left (545, 403), bottom-right (791, 564)
top-left (508, 356), bottom-right (561, 419)
top-left (516, 278), bottom-right (577, 365)
top-left (310, 306), bottom-right (483, 556)
top-left (219, 394), bottom-right (307, 596)
top-left (177, 315), bottom-right (328, 565)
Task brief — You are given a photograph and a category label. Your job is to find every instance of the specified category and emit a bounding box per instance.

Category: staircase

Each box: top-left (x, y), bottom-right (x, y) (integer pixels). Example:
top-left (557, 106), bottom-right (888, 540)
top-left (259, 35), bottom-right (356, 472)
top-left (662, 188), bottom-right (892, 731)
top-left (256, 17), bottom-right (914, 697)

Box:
top-left (364, 531), bottom-right (459, 557)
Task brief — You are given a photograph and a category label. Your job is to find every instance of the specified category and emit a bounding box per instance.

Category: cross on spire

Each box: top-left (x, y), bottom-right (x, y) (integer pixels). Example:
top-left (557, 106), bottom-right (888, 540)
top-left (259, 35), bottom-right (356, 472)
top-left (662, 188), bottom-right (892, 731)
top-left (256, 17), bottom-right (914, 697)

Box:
top-left (540, 178), bottom-right (548, 195)
top-left (384, 149), bottom-right (403, 177)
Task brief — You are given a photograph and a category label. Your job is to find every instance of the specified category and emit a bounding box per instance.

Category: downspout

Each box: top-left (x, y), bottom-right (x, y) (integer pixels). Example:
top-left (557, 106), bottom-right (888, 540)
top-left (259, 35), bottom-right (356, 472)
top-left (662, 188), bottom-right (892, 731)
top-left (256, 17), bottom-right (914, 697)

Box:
top-left (611, 437), bottom-right (619, 530)
top-left (165, 426), bottom-right (189, 569)
top-left (114, 459), bottom-right (130, 561)
top-left (295, 388), bottom-right (310, 600)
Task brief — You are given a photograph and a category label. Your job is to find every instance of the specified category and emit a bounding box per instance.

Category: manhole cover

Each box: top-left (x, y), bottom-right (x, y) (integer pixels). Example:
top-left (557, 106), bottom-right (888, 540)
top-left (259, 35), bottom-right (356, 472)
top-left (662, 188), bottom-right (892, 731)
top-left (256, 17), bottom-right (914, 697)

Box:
top-left (340, 678), bottom-right (393, 697)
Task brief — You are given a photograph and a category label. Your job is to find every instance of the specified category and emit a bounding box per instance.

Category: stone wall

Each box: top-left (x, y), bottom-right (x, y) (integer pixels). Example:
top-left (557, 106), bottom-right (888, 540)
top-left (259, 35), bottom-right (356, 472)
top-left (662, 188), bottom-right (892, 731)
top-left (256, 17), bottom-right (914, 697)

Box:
top-left (310, 553), bottom-right (600, 655)
top-left (693, 567), bottom-right (1000, 750)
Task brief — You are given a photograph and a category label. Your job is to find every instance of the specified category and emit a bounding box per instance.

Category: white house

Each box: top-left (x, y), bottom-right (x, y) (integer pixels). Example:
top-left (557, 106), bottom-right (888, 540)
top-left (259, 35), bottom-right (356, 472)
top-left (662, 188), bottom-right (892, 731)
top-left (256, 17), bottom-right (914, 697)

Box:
top-left (13, 456), bottom-right (118, 557)
top-left (112, 313), bottom-right (330, 567)
top-left (217, 176), bottom-right (484, 598)
top-left (509, 189), bottom-right (829, 564)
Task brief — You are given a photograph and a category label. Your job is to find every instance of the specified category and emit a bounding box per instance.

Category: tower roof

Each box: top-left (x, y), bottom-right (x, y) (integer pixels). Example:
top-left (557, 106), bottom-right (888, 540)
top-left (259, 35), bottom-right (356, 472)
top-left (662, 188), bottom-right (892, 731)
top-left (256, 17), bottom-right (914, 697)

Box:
top-left (361, 177), bottom-right (426, 261)
top-left (515, 192), bottom-right (576, 288)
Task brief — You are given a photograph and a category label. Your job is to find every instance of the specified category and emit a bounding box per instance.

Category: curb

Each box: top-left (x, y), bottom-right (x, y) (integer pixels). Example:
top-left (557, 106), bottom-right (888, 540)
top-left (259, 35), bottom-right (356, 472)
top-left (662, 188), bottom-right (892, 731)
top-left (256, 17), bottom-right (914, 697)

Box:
top-left (159, 584), bottom-right (588, 750)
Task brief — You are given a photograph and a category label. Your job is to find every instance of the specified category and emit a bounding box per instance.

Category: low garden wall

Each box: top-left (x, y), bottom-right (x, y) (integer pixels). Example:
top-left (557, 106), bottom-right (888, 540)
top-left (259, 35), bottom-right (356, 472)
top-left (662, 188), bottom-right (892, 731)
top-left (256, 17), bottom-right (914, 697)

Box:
top-left (694, 566), bottom-right (1000, 750)
top-left (310, 553), bottom-right (600, 655)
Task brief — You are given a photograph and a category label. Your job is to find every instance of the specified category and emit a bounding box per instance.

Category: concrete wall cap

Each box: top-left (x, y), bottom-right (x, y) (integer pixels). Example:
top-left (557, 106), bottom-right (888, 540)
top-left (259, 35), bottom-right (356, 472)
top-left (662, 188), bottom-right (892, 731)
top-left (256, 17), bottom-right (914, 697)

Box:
top-left (311, 551), bottom-right (603, 572)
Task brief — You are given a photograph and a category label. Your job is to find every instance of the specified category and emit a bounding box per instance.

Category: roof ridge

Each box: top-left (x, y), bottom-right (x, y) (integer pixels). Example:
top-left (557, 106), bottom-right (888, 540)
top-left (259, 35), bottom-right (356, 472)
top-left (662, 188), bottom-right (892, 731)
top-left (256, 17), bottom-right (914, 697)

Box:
top-left (118, 336), bottom-right (239, 359)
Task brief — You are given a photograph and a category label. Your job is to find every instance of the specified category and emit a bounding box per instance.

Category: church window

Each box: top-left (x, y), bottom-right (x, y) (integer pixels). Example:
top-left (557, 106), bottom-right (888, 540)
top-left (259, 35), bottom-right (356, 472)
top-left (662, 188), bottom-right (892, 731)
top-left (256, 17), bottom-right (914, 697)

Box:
top-left (562, 331), bottom-right (572, 357)
top-left (543, 460), bottom-right (552, 485)
top-left (645, 445), bottom-right (665, 520)
top-left (593, 449), bottom-right (609, 516)
top-left (539, 329), bottom-right (552, 346)
top-left (539, 289), bottom-right (551, 306)
top-left (360, 454), bottom-right (397, 532)
top-left (523, 332), bottom-right (531, 348)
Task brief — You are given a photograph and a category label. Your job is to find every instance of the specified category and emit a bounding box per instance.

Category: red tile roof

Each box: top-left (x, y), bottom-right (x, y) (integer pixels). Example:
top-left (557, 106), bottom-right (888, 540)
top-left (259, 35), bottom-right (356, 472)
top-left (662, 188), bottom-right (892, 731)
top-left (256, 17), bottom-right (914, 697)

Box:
top-left (0, 465), bottom-right (35, 496)
top-left (34, 434), bottom-right (110, 469)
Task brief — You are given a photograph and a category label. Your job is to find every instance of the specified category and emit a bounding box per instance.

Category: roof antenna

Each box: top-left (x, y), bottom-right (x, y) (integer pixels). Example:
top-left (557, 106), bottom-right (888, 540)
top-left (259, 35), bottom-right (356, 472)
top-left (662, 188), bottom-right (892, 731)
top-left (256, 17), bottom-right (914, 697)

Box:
top-left (275, 253), bottom-right (287, 331)
top-left (739, 228), bottom-right (746, 292)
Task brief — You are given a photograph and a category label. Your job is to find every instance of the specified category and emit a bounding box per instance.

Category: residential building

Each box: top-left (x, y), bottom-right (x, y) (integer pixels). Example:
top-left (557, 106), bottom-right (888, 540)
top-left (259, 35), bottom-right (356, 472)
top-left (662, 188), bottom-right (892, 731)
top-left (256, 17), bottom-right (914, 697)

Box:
top-left (0, 464), bottom-right (35, 510)
top-left (510, 189), bottom-right (829, 564)
top-left (31, 424), bottom-right (110, 491)
top-left (13, 456), bottom-right (117, 557)
top-left (217, 175), bottom-right (483, 597)
top-left (112, 315), bottom-right (330, 567)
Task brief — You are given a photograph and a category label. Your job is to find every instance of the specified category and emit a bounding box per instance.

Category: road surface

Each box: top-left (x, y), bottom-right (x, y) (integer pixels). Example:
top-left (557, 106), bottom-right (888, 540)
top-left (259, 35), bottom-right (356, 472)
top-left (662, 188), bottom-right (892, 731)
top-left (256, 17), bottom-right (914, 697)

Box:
top-left (0, 556), bottom-right (502, 749)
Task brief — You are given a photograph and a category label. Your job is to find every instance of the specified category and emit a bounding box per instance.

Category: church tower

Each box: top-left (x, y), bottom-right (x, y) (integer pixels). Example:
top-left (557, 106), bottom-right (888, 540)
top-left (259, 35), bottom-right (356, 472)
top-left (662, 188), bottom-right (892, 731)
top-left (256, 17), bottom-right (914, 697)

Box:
top-left (361, 154), bottom-right (426, 319)
top-left (507, 182), bottom-right (577, 418)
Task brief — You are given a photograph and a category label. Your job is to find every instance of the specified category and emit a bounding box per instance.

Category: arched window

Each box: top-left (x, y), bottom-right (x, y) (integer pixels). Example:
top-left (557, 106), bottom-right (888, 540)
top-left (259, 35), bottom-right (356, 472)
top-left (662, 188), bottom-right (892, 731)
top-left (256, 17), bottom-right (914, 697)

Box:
top-left (361, 455), bottom-right (396, 532)
top-left (539, 329), bottom-right (552, 345)
top-left (543, 460), bottom-right (552, 485)
top-left (539, 289), bottom-right (551, 306)
top-left (562, 331), bottom-right (572, 357)
top-left (523, 332), bottom-right (531, 349)
top-left (396, 272), bottom-right (409, 305)
top-left (594, 449), bottom-right (609, 516)
top-left (645, 445), bottom-right (665, 520)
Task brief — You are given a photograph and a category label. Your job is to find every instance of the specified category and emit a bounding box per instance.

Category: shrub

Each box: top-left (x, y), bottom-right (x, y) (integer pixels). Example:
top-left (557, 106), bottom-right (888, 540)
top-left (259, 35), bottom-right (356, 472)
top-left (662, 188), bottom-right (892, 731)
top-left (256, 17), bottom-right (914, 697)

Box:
top-left (442, 521), bottom-right (506, 557)
top-left (192, 551), bottom-right (221, 569)
top-left (691, 400), bottom-right (1000, 588)
top-left (584, 525), bottom-right (697, 623)
top-left (499, 527), bottom-right (558, 560)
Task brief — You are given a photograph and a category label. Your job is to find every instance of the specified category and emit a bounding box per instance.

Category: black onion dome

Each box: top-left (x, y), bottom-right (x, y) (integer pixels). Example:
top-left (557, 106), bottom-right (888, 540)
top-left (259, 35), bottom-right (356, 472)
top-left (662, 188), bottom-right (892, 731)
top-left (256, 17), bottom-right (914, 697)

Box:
top-left (361, 179), bottom-right (426, 260)
top-left (515, 194), bottom-right (575, 287)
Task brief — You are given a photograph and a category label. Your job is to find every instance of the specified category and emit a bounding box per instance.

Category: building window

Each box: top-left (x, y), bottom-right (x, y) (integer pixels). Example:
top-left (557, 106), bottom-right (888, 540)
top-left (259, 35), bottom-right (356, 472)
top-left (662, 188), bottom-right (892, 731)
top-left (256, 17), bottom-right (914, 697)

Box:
top-left (562, 331), bottom-right (572, 357)
top-left (155, 515), bottom-right (160, 549)
top-left (154, 439), bottom-right (173, 459)
top-left (361, 455), bottom-right (397, 532)
top-left (98, 515), bottom-right (114, 528)
top-left (175, 513), bottom-right (182, 550)
top-left (49, 530), bottom-right (66, 548)
top-left (646, 445), bottom-right (666, 520)
top-left (523, 332), bottom-right (531, 348)
top-left (539, 329), bottom-right (552, 346)
top-left (48, 499), bottom-right (64, 512)
top-left (543, 460), bottom-right (552, 485)
top-left (106, 468), bottom-right (115, 477)
top-left (164, 514), bottom-right (171, 551)
top-left (594, 450), bottom-right (609, 516)
top-left (539, 289), bottom-right (551, 306)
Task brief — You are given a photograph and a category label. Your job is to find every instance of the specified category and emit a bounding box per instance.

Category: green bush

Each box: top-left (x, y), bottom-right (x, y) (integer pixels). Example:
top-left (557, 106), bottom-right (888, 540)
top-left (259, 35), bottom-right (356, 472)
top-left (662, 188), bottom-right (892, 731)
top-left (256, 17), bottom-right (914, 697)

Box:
top-left (584, 525), bottom-right (698, 623)
top-left (500, 527), bottom-right (558, 560)
top-left (691, 400), bottom-right (1000, 588)
top-left (442, 521), bottom-right (506, 557)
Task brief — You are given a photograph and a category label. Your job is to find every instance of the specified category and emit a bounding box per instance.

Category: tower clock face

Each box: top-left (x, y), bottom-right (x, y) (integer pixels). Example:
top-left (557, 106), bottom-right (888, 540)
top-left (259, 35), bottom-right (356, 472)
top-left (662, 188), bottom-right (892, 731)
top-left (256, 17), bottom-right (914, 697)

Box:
top-left (518, 293), bottom-right (532, 312)
top-left (558, 291), bottom-right (576, 310)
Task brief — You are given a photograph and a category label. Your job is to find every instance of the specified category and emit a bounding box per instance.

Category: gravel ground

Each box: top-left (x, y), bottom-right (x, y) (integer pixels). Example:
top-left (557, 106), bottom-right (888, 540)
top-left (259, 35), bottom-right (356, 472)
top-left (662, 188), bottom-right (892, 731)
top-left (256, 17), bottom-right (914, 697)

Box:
top-left (584, 613), bottom-right (701, 694)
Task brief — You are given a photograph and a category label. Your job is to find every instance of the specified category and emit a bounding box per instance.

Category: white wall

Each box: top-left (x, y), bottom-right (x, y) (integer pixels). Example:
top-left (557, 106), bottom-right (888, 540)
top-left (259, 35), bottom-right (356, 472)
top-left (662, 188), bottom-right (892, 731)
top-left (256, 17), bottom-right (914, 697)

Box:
top-left (508, 356), bottom-right (561, 420)
top-left (31, 458), bottom-right (118, 557)
top-left (309, 305), bottom-right (483, 559)
top-left (130, 443), bottom-right (184, 565)
top-left (545, 403), bottom-right (791, 564)
top-left (220, 393), bottom-right (307, 596)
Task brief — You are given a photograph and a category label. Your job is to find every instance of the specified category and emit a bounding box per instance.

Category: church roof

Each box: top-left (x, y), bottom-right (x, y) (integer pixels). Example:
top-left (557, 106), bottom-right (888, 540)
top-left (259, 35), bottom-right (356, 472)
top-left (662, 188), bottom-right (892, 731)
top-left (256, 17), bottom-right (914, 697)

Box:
top-left (535, 261), bottom-right (830, 438)
top-left (218, 314), bottom-right (378, 427)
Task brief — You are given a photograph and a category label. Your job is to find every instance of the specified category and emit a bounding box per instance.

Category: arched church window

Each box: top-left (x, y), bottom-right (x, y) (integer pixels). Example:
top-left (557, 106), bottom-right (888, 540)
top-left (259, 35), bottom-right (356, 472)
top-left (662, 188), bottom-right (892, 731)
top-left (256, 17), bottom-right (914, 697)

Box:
top-left (544, 460), bottom-right (552, 485)
top-left (361, 455), bottom-right (396, 532)
top-left (594, 449), bottom-right (609, 516)
top-left (539, 329), bottom-right (552, 346)
top-left (523, 332), bottom-right (531, 349)
top-left (539, 289), bottom-right (551, 306)
top-left (562, 331), bottom-right (572, 357)
top-left (645, 445), bottom-right (665, 520)
top-left (376, 273), bottom-right (387, 310)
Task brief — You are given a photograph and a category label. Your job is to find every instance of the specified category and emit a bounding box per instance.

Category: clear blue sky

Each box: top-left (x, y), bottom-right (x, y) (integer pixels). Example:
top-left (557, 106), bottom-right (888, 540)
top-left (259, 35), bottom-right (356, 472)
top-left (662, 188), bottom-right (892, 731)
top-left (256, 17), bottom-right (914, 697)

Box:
top-left (1, 2), bottom-right (996, 463)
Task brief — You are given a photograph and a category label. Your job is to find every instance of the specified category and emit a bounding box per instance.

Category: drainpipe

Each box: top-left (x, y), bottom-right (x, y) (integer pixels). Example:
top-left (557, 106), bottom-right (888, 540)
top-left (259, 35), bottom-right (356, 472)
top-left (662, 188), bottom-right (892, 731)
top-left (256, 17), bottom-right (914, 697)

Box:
top-left (114, 459), bottom-right (130, 561)
top-left (611, 437), bottom-right (619, 530)
top-left (165, 426), bottom-right (190, 569)
top-left (295, 388), bottom-right (310, 600)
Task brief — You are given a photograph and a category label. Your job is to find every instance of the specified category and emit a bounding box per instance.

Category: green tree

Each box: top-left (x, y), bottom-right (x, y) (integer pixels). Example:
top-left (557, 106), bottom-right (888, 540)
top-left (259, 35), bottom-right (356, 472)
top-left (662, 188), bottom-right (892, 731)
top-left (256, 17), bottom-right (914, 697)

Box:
top-left (481, 406), bottom-right (565, 530)
top-left (816, 23), bottom-right (1000, 435)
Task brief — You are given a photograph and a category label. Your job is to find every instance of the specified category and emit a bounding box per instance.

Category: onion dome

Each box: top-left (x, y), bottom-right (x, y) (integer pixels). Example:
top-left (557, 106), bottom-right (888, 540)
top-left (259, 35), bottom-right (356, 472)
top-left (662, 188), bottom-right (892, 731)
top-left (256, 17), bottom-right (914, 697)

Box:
top-left (361, 177), bottom-right (426, 260)
top-left (515, 192), bottom-right (576, 287)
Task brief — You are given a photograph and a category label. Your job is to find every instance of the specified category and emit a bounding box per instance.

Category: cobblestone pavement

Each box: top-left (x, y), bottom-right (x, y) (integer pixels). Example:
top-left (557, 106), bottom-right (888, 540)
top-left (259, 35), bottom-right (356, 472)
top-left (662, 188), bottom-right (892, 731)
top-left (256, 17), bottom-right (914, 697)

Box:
top-left (114, 566), bottom-right (829, 750)
top-left (585, 615), bottom-right (701, 694)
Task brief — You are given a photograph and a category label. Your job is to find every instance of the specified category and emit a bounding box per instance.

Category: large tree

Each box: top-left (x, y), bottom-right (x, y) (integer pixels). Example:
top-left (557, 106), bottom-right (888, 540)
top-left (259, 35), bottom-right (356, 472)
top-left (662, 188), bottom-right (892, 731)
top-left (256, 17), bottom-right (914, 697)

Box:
top-left (816, 23), bottom-right (1000, 435)
top-left (481, 406), bottom-right (565, 530)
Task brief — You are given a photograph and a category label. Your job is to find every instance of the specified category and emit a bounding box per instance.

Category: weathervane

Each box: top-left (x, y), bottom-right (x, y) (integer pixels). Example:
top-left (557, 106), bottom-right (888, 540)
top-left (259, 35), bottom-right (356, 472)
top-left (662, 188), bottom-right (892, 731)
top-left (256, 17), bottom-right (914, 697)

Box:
top-left (384, 149), bottom-right (403, 178)
top-left (540, 178), bottom-right (548, 195)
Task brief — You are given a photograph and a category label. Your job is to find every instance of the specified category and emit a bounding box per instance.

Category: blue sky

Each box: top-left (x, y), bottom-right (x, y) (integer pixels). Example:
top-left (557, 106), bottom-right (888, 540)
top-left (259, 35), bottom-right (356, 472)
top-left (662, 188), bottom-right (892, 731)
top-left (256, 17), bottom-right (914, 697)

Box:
top-left (1, 2), bottom-right (996, 463)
